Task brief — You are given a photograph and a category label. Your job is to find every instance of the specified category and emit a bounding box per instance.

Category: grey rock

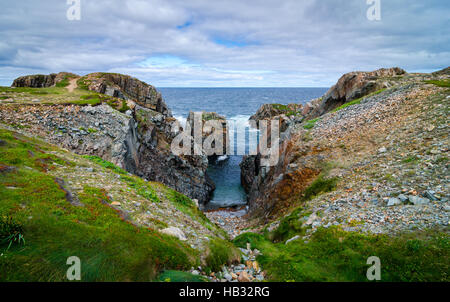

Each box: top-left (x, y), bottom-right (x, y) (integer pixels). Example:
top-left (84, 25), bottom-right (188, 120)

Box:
top-left (398, 194), bottom-right (409, 203)
top-left (409, 196), bottom-right (430, 206)
top-left (285, 235), bottom-right (301, 245)
top-left (387, 197), bottom-right (402, 207)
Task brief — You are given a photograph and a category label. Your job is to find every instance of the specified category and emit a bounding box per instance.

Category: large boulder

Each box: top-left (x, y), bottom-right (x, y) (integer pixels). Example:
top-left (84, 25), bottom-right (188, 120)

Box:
top-left (314, 67), bottom-right (406, 116)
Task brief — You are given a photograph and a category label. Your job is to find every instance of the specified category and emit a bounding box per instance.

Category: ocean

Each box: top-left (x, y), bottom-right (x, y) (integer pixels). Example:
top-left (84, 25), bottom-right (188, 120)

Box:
top-left (159, 87), bottom-right (328, 209)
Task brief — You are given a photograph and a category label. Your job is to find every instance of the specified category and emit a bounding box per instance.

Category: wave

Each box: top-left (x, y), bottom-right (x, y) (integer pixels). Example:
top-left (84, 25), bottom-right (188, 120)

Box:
top-left (172, 113), bottom-right (260, 155)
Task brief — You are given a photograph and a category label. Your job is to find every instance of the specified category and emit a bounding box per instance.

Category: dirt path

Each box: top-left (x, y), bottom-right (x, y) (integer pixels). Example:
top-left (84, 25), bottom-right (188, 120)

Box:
top-left (66, 78), bottom-right (79, 93)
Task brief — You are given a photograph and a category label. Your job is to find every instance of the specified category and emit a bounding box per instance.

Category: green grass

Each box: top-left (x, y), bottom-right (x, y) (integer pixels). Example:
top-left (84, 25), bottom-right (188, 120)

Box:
top-left (82, 155), bottom-right (127, 174)
top-left (234, 227), bottom-right (449, 282)
top-left (303, 118), bottom-right (319, 129)
top-left (332, 88), bottom-right (387, 113)
top-left (271, 104), bottom-right (302, 117)
top-left (0, 128), bottom-right (207, 281)
top-left (302, 175), bottom-right (338, 201)
top-left (205, 238), bottom-right (240, 272)
top-left (402, 155), bottom-right (420, 164)
top-left (424, 79), bottom-right (450, 88)
top-left (55, 74), bottom-right (77, 88)
top-left (76, 77), bottom-right (91, 90)
top-left (157, 270), bottom-right (209, 282)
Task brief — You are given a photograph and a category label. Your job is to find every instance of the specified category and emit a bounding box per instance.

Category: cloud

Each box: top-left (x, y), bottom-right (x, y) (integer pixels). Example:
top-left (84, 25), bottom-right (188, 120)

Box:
top-left (0, 0), bottom-right (448, 86)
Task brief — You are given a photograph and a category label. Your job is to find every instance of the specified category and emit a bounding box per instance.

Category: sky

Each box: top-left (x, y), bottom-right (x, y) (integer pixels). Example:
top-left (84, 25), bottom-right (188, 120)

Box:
top-left (0, 0), bottom-right (448, 87)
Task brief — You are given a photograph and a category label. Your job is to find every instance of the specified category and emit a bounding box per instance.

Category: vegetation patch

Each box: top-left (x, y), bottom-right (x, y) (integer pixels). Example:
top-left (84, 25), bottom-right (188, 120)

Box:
top-left (158, 270), bottom-right (209, 282)
top-left (234, 227), bottom-right (449, 282)
top-left (205, 238), bottom-right (240, 272)
top-left (303, 118), bottom-right (319, 129)
top-left (424, 79), bottom-right (450, 88)
top-left (0, 128), bottom-right (200, 281)
top-left (332, 88), bottom-right (387, 113)
top-left (83, 155), bottom-right (126, 174)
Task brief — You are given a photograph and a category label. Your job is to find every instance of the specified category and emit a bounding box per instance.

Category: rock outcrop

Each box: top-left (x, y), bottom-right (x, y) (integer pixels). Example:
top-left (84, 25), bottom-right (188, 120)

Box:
top-left (4, 72), bottom-right (215, 203)
top-left (186, 111), bottom-right (228, 161)
top-left (79, 73), bottom-right (171, 116)
top-left (307, 67), bottom-right (406, 118)
top-left (240, 67), bottom-right (449, 230)
top-left (11, 72), bottom-right (77, 88)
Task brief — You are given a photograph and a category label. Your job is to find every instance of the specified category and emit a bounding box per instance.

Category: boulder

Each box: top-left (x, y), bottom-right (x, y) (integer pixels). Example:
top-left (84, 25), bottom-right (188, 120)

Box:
top-left (387, 198), bottom-right (401, 207)
top-left (409, 196), bottom-right (430, 206)
top-left (160, 227), bottom-right (187, 241)
top-left (310, 67), bottom-right (406, 117)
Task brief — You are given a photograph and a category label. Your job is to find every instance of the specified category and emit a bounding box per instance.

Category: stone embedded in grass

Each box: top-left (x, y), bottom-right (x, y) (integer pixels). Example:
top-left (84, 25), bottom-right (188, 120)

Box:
top-left (285, 235), bottom-right (301, 245)
top-left (160, 226), bottom-right (187, 241)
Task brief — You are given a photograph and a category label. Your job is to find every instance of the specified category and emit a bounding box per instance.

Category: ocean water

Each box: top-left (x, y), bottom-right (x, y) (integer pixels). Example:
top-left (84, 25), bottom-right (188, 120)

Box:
top-left (159, 87), bottom-right (328, 209)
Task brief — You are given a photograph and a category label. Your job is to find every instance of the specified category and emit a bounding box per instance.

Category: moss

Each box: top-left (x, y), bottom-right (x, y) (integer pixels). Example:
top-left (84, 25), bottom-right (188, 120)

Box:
top-left (233, 227), bottom-right (449, 282)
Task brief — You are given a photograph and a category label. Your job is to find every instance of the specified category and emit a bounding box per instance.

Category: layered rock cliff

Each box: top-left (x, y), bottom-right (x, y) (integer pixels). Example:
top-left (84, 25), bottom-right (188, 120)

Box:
top-left (241, 67), bottom-right (449, 237)
top-left (1, 72), bottom-right (214, 203)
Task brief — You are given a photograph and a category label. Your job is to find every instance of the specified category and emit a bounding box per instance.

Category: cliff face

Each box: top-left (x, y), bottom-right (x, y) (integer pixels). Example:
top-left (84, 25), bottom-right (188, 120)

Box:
top-left (3, 72), bottom-right (214, 203)
top-left (79, 73), bottom-right (171, 116)
top-left (11, 72), bottom-right (78, 88)
top-left (241, 67), bottom-right (449, 236)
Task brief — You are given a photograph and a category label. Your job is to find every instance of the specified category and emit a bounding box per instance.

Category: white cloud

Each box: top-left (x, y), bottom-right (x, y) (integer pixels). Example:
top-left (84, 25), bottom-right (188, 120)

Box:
top-left (0, 0), bottom-right (448, 86)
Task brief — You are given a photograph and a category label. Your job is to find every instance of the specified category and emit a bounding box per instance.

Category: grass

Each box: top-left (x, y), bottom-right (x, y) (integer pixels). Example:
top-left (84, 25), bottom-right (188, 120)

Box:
top-left (205, 238), bottom-right (241, 272)
top-left (268, 171), bottom-right (338, 243)
top-left (302, 175), bottom-right (338, 201)
top-left (271, 104), bottom-right (302, 117)
top-left (424, 79), bottom-right (450, 88)
top-left (55, 74), bottom-right (77, 88)
top-left (303, 118), bottom-right (319, 129)
top-left (0, 128), bottom-right (236, 281)
top-left (234, 227), bottom-right (449, 282)
top-left (332, 88), bottom-right (387, 113)
top-left (157, 270), bottom-right (209, 282)
top-left (82, 155), bottom-right (127, 174)
top-left (402, 155), bottom-right (420, 164)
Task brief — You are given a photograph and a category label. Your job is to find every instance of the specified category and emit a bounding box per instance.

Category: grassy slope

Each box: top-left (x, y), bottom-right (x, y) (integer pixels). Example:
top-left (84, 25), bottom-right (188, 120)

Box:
top-left (0, 128), bottom-right (235, 281)
top-left (234, 225), bottom-right (449, 282)
top-left (0, 85), bottom-right (130, 112)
